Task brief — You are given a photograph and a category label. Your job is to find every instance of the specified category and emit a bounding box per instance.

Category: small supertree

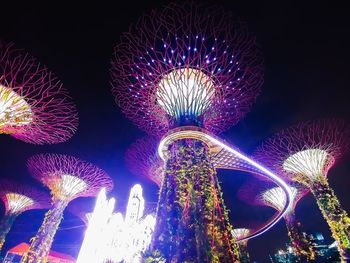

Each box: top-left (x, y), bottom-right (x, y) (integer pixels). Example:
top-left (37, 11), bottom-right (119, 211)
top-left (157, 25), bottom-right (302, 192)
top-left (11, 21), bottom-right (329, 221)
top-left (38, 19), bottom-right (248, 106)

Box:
top-left (0, 41), bottom-right (78, 144)
top-left (21, 153), bottom-right (113, 263)
top-left (111, 2), bottom-right (263, 261)
top-left (125, 136), bottom-right (164, 186)
top-left (0, 180), bottom-right (49, 252)
top-left (254, 119), bottom-right (350, 260)
top-left (68, 200), bottom-right (93, 226)
top-left (232, 228), bottom-right (251, 263)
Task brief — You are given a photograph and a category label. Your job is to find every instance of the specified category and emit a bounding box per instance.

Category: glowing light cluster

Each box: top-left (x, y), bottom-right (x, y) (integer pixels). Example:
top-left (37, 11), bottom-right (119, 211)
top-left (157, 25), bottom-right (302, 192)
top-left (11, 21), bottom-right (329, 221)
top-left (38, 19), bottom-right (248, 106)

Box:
top-left (156, 68), bottom-right (215, 120)
top-left (111, 2), bottom-right (263, 135)
top-left (0, 85), bottom-right (33, 131)
top-left (77, 185), bottom-right (156, 263)
top-left (232, 228), bottom-right (250, 242)
top-left (5, 193), bottom-right (34, 215)
top-left (283, 149), bottom-right (330, 180)
top-left (261, 187), bottom-right (298, 212)
top-left (0, 41), bottom-right (78, 144)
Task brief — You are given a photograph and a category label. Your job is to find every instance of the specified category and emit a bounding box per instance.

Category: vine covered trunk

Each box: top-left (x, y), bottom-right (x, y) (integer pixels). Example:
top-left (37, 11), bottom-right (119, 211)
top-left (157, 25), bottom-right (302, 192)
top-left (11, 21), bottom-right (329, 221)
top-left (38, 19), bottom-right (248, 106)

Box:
top-left (307, 175), bottom-right (350, 261)
top-left (21, 199), bottom-right (68, 263)
top-left (0, 214), bottom-right (16, 251)
top-left (150, 139), bottom-right (239, 263)
top-left (237, 243), bottom-right (250, 263)
top-left (284, 212), bottom-right (315, 262)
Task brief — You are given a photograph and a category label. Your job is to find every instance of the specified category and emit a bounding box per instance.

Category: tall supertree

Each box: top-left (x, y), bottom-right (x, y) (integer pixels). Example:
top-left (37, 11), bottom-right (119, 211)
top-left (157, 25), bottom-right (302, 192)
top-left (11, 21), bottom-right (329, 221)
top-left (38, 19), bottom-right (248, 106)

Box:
top-left (21, 153), bottom-right (113, 263)
top-left (125, 136), bottom-right (164, 186)
top-left (0, 180), bottom-right (49, 252)
top-left (111, 2), bottom-right (264, 261)
top-left (231, 228), bottom-right (251, 263)
top-left (254, 119), bottom-right (350, 260)
top-left (0, 41), bottom-right (78, 144)
top-left (239, 181), bottom-right (315, 261)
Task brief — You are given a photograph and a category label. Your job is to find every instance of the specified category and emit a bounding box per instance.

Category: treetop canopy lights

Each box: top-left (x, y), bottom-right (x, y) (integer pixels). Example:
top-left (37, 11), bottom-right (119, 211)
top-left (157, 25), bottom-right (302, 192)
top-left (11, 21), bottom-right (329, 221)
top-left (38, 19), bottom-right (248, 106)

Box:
top-left (0, 41), bottom-right (78, 144)
top-left (111, 2), bottom-right (263, 136)
top-left (22, 153), bottom-right (113, 263)
top-left (0, 180), bottom-right (50, 252)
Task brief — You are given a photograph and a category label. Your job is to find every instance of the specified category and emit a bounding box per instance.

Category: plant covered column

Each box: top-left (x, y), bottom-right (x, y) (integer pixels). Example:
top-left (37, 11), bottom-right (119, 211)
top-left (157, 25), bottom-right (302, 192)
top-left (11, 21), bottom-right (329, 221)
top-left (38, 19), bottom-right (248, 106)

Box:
top-left (22, 200), bottom-right (68, 263)
top-left (150, 139), bottom-right (239, 263)
top-left (305, 175), bottom-right (350, 258)
top-left (284, 212), bottom-right (315, 261)
top-left (0, 214), bottom-right (16, 250)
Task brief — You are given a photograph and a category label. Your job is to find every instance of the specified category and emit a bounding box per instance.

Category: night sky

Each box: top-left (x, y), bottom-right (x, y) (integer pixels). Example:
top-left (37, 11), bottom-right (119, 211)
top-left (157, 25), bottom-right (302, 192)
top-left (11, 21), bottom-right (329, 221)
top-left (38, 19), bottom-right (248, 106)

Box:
top-left (1, 1), bottom-right (350, 262)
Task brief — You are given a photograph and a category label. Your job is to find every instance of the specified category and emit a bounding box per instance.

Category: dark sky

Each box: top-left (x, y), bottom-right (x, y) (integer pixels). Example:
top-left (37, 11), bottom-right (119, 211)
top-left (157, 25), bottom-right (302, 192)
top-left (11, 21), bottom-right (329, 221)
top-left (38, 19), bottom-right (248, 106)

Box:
top-left (1, 1), bottom-right (350, 262)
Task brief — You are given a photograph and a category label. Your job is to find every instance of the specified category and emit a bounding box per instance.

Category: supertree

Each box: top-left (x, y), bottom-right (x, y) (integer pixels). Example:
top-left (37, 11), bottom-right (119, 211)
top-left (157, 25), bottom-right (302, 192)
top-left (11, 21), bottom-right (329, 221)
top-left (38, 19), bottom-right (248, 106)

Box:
top-left (254, 119), bottom-right (350, 260)
top-left (0, 180), bottom-right (49, 252)
top-left (0, 41), bottom-right (78, 144)
top-left (111, 2), bottom-right (263, 261)
top-left (125, 136), bottom-right (164, 186)
top-left (231, 228), bottom-right (251, 263)
top-left (68, 200), bottom-right (94, 226)
top-left (21, 153), bottom-right (114, 263)
top-left (239, 180), bottom-right (315, 261)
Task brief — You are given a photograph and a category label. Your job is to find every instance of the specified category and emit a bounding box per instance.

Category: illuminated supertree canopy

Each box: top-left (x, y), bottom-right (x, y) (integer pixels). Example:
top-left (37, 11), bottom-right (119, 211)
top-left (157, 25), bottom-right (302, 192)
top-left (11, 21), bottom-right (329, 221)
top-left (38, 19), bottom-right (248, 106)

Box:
top-left (21, 153), bottom-right (113, 263)
top-left (232, 228), bottom-right (251, 263)
top-left (111, 2), bottom-right (264, 261)
top-left (0, 180), bottom-right (49, 252)
top-left (254, 119), bottom-right (350, 260)
top-left (239, 181), bottom-right (315, 261)
top-left (111, 2), bottom-right (263, 136)
top-left (0, 41), bottom-right (78, 144)
top-left (125, 136), bottom-right (164, 186)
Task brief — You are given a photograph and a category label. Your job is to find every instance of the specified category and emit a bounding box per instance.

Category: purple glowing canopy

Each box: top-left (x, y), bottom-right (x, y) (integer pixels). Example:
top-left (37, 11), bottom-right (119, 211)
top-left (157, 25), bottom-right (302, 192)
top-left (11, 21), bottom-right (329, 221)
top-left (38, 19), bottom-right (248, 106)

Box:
top-left (0, 41), bottom-right (78, 144)
top-left (111, 2), bottom-right (264, 136)
top-left (27, 153), bottom-right (114, 201)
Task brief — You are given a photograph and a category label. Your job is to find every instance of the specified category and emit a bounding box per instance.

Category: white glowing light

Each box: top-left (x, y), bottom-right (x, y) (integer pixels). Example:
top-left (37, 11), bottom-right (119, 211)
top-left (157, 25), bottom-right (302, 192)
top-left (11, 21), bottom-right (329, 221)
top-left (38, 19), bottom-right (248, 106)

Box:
top-left (125, 184), bottom-right (145, 225)
top-left (52, 174), bottom-right (88, 200)
top-left (0, 85), bottom-right (33, 131)
top-left (283, 149), bottom-right (330, 180)
top-left (158, 128), bottom-right (293, 241)
top-left (156, 68), bottom-right (215, 119)
top-left (5, 193), bottom-right (34, 214)
top-left (232, 228), bottom-right (250, 242)
top-left (77, 185), bottom-right (155, 263)
top-left (262, 187), bottom-right (298, 212)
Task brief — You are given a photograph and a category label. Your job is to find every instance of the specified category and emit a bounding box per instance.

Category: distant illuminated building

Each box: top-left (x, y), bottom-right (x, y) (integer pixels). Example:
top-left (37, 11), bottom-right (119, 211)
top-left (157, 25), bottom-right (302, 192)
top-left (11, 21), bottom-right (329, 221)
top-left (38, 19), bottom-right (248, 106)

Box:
top-left (274, 232), bottom-right (341, 263)
top-left (76, 184), bottom-right (156, 263)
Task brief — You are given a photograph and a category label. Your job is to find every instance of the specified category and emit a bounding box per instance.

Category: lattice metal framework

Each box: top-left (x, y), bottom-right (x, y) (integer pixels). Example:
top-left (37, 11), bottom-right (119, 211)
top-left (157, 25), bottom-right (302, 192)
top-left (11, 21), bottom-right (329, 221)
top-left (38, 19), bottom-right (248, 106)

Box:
top-left (254, 119), bottom-right (350, 181)
top-left (0, 41), bottom-right (78, 144)
top-left (125, 136), bottom-right (164, 186)
top-left (27, 154), bottom-right (113, 201)
top-left (111, 2), bottom-right (263, 136)
top-left (0, 180), bottom-right (49, 216)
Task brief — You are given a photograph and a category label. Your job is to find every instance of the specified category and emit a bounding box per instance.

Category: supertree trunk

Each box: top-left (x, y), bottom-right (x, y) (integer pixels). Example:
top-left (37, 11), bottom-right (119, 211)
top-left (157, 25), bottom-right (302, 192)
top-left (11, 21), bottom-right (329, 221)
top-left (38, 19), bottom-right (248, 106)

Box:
top-left (21, 199), bottom-right (68, 263)
top-left (304, 175), bottom-right (350, 260)
top-left (236, 243), bottom-right (250, 263)
top-left (149, 139), bottom-right (239, 263)
top-left (284, 212), bottom-right (315, 262)
top-left (0, 214), bottom-right (16, 251)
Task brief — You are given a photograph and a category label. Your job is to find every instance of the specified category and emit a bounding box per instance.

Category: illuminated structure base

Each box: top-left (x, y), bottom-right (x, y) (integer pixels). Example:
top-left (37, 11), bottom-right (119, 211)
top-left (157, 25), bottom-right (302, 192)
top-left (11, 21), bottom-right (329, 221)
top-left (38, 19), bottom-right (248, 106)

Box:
top-left (21, 200), bottom-right (68, 263)
top-left (297, 174), bottom-right (350, 259)
top-left (151, 139), bottom-right (239, 262)
top-left (284, 213), bottom-right (315, 261)
top-left (0, 214), bottom-right (16, 251)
